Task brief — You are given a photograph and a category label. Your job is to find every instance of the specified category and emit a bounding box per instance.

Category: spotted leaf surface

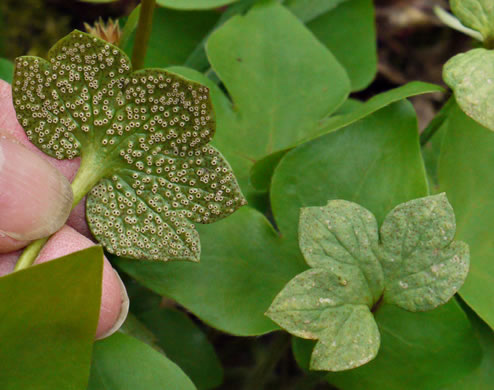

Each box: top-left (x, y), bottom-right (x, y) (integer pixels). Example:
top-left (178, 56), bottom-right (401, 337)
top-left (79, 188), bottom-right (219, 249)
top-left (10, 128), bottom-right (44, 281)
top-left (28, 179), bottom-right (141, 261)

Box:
top-left (380, 193), bottom-right (470, 311)
top-left (299, 201), bottom-right (383, 303)
top-left (266, 194), bottom-right (469, 371)
top-left (266, 267), bottom-right (380, 372)
top-left (12, 30), bottom-right (245, 262)
top-left (444, 48), bottom-right (494, 132)
top-left (266, 200), bottom-right (382, 371)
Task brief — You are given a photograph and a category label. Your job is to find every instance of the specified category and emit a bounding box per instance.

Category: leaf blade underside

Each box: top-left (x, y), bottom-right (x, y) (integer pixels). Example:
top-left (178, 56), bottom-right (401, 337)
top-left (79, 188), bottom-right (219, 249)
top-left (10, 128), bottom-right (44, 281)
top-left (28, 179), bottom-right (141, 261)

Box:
top-left (12, 30), bottom-right (245, 262)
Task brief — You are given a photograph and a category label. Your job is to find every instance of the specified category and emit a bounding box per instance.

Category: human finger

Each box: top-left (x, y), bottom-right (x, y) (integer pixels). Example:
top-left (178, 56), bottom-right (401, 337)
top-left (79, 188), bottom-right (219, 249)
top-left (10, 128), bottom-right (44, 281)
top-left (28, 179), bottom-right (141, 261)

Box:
top-left (0, 226), bottom-right (129, 339)
top-left (35, 225), bottom-right (129, 339)
top-left (0, 135), bottom-right (73, 252)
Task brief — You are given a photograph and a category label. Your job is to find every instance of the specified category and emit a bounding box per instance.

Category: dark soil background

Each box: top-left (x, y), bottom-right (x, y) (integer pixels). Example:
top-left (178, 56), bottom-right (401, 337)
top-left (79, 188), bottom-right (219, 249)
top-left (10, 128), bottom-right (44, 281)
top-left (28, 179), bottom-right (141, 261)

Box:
top-left (0, 1), bottom-right (477, 388)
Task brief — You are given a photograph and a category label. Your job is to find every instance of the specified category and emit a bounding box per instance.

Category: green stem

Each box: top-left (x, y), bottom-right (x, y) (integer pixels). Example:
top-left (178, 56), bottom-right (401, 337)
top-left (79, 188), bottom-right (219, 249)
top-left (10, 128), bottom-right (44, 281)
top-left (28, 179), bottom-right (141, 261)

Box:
top-left (70, 154), bottom-right (106, 208)
top-left (242, 333), bottom-right (291, 390)
top-left (420, 97), bottom-right (455, 146)
top-left (14, 154), bottom-right (105, 271)
top-left (13, 237), bottom-right (49, 271)
top-left (131, 0), bottom-right (156, 70)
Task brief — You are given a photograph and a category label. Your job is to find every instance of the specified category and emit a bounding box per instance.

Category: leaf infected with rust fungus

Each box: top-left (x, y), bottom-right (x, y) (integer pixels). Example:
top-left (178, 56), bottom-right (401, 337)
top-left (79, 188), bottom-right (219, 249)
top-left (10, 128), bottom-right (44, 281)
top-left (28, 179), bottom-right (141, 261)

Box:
top-left (12, 30), bottom-right (246, 262)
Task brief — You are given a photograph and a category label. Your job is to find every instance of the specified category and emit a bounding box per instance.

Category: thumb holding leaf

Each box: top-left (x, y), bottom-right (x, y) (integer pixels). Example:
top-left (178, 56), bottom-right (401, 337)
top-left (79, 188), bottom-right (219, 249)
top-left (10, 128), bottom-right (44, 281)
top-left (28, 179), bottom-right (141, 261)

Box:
top-left (0, 81), bottom-right (129, 339)
top-left (0, 135), bottom-right (73, 252)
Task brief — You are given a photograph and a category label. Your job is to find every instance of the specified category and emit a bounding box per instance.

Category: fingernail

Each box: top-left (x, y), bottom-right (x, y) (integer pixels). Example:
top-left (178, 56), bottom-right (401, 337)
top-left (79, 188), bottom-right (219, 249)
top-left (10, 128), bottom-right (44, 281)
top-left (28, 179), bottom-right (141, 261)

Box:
top-left (0, 135), bottom-right (73, 241)
top-left (96, 271), bottom-right (129, 340)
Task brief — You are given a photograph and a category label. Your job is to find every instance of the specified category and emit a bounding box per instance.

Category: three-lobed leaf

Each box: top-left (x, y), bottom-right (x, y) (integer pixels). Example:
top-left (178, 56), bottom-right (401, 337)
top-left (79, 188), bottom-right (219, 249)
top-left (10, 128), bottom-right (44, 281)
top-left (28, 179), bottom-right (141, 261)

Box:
top-left (12, 30), bottom-right (245, 262)
top-left (203, 0), bottom-right (350, 196)
top-left (266, 194), bottom-right (469, 371)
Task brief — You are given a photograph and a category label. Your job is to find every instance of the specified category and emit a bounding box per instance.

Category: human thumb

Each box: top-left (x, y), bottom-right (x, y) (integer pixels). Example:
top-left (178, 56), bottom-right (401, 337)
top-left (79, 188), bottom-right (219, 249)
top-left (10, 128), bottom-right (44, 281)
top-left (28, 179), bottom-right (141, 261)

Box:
top-left (0, 134), bottom-right (73, 252)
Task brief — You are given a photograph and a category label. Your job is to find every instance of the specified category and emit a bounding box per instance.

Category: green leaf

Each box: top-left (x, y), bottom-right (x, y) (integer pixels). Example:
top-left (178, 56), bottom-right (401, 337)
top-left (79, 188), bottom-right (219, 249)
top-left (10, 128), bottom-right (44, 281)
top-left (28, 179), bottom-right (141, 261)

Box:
top-left (88, 332), bottom-right (196, 390)
top-left (293, 300), bottom-right (482, 389)
top-left (298, 201), bottom-right (383, 303)
top-left (250, 82), bottom-right (443, 192)
top-left (266, 267), bottom-right (380, 371)
top-left (156, 0), bottom-right (238, 10)
top-left (0, 58), bottom-right (13, 83)
top-left (284, 0), bottom-right (349, 23)
top-left (305, 0), bottom-right (377, 91)
top-left (119, 5), bottom-right (141, 50)
top-left (271, 100), bottom-right (429, 244)
top-left (316, 82), bottom-right (444, 138)
top-left (119, 313), bottom-right (163, 353)
top-left (267, 195), bottom-right (468, 371)
top-left (450, 0), bottom-right (494, 43)
top-left (119, 99), bottom-right (464, 343)
top-left (13, 30), bottom-right (245, 262)
top-left (205, 0), bottom-right (350, 194)
top-left (124, 7), bottom-right (219, 68)
top-left (0, 247), bottom-right (103, 390)
top-left (444, 48), bottom-right (494, 132)
top-left (438, 101), bottom-right (494, 330)
top-left (139, 308), bottom-right (223, 390)
top-left (116, 206), bottom-right (306, 336)
top-left (380, 194), bottom-right (469, 311)
top-left (442, 307), bottom-right (494, 389)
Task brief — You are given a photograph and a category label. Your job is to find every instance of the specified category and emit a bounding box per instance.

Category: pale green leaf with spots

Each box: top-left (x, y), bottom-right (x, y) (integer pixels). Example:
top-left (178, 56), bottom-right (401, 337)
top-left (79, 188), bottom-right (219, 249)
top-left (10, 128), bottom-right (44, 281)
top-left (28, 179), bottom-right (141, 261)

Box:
top-left (266, 200), bottom-right (382, 371)
top-left (444, 48), bottom-right (494, 132)
top-left (266, 194), bottom-right (469, 371)
top-left (12, 30), bottom-right (245, 262)
top-left (380, 194), bottom-right (470, 312)
top-left (299, 201), bottom-right (383, 303)
top-left (450, 0), bottom-right (494, 43)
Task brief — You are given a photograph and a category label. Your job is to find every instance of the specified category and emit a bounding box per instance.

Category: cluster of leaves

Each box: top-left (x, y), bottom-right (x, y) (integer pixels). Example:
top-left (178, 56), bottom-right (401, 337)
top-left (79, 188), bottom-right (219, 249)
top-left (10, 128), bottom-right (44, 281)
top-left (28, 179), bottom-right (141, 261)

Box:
top-left (3, 0), bottom-right (494, 389)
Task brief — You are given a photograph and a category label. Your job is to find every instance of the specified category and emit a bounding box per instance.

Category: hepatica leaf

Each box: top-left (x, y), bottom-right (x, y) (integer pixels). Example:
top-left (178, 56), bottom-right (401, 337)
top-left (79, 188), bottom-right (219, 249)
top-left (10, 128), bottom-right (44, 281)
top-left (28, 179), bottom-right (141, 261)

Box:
top-left (12, 30), bottom-right (245, 262)
top-left (444, 48), bottom-right (494, 132)
top-left (379, 193), bottom-right (469, 311)
top-left (266, 194), bottom-right (469, 372)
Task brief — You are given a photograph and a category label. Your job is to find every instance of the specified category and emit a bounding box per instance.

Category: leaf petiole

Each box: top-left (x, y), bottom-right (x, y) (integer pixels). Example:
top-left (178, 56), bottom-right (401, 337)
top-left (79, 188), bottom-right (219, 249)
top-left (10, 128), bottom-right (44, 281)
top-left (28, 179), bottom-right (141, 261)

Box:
top-left (13, 238), bottom-right (50, 272)
top-left (131, 0), bottom-right (156, 70)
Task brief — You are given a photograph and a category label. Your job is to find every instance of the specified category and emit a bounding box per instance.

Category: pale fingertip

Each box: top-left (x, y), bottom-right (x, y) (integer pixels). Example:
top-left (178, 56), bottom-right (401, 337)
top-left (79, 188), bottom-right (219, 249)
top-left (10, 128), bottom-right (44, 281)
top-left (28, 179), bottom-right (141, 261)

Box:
top-left (0, 234), bottom-right (28, 254)
top-left (66, 199), bottom-right (93, 239)
top-left (0, 250), bottom-right (20, 276)
top-left (0, 136), bottom-right (73, 243)
top-left (36, 226), bottom-right (128, 339)
top-left (95, 269), bottom-right (129, 340)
